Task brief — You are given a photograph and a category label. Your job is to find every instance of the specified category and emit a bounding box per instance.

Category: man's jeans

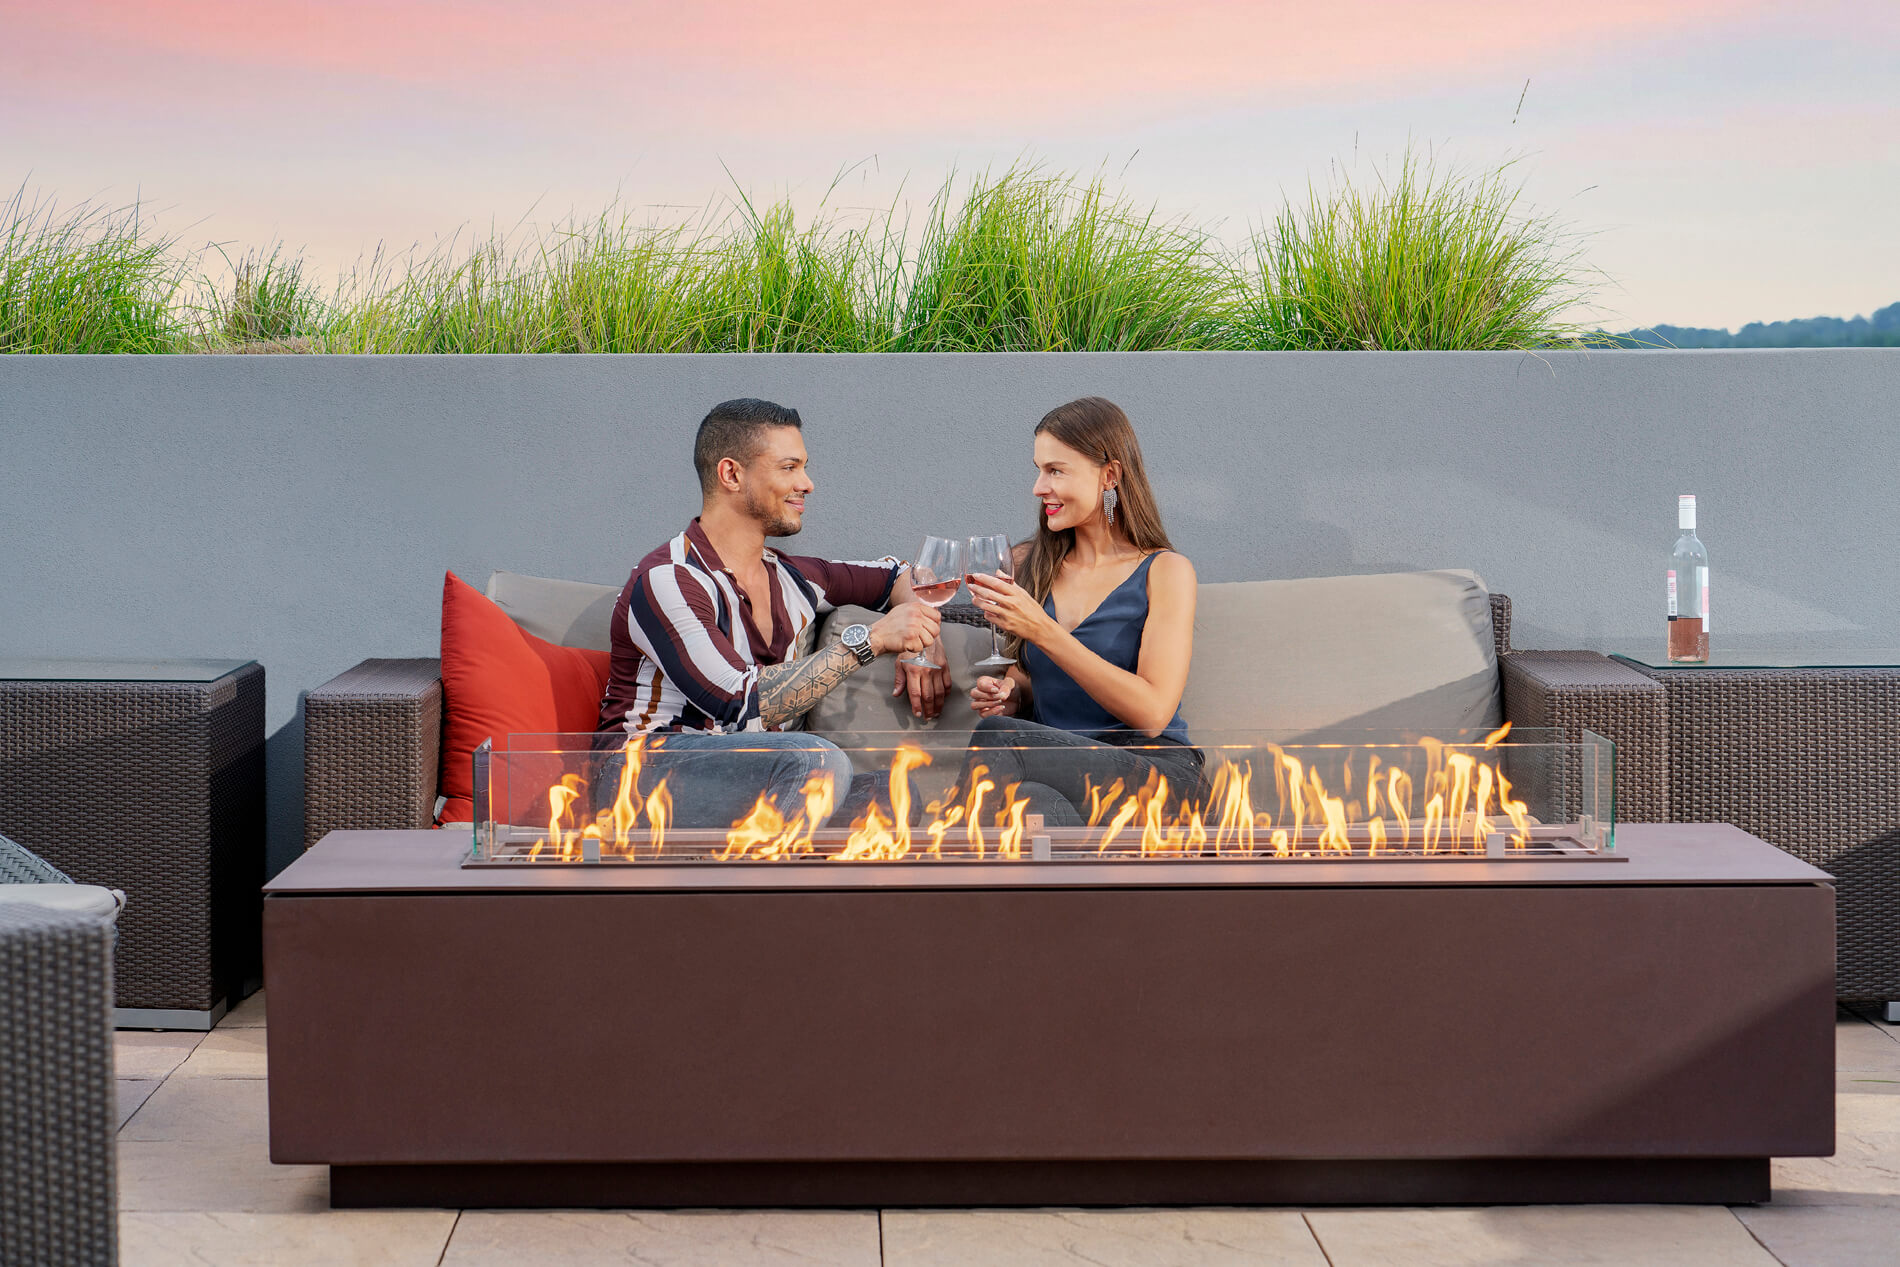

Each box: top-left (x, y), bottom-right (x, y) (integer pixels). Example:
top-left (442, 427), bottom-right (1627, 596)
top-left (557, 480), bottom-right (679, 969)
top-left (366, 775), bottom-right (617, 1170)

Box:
top-left (593, 731), bottom-right (854, 829)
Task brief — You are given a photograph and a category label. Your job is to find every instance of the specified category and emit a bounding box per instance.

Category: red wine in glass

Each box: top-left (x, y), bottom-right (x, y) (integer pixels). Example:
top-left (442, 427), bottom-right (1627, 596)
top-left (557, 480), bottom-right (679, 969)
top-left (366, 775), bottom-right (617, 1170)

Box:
top-left (906, 537), bottom-right (964, 666)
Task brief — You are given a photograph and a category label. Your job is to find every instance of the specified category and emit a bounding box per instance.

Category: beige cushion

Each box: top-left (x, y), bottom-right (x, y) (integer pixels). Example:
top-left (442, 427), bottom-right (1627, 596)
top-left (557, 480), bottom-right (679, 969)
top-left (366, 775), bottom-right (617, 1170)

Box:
top-left (487, 567), bottom-right (1501, 741)
top-left (803, 605), bottom-right (992, 768)
top-left (1182, 569), bottom-right (1500, 736)
top-left (486, 570), bottom-right (619, 651)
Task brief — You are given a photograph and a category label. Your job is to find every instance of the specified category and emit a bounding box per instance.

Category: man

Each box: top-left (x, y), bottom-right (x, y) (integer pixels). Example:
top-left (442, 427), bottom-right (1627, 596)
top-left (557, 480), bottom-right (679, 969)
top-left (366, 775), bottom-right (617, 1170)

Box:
top-left (597, 398), bottom-right (948, 825)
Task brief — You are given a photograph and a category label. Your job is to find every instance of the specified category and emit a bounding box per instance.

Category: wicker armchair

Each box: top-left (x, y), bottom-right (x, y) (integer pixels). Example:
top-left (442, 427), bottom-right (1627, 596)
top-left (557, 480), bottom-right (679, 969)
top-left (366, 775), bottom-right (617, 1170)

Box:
top-left (1, 836), bottom-right (119, 1267)
top-left (303, 593), bottom-right (1670, 847)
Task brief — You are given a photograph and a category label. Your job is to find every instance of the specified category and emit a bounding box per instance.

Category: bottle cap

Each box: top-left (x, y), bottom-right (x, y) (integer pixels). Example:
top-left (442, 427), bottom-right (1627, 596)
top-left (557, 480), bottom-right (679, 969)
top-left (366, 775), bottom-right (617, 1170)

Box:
top-left (1678, 494), bottom-right (1697, 531)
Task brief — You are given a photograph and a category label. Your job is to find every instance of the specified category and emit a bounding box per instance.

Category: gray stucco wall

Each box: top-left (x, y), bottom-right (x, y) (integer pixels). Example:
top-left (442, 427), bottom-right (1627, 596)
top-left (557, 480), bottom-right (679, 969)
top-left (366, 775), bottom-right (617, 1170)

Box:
top-left (4, 349), bottom-right (1895, 874)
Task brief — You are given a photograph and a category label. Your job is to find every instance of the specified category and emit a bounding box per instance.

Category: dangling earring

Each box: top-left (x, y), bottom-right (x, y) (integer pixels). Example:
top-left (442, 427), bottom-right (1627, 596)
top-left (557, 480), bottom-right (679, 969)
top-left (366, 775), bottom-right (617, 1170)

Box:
top-left (1103, 486), bottom-right (1118, 526)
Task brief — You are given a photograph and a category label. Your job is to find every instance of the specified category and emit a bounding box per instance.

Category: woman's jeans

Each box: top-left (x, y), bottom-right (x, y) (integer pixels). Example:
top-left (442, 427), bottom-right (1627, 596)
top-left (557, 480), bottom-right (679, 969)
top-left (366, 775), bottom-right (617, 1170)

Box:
top-left (958, 716), bottom-right (1207, 826)
top-left (592, 730), bottom-right (853, 829)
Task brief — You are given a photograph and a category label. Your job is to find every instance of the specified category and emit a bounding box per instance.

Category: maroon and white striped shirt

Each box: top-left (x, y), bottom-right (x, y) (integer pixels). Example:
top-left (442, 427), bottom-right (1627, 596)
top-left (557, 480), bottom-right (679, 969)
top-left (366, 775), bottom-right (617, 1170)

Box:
top-left (598, 519), bottom-right (900, 734)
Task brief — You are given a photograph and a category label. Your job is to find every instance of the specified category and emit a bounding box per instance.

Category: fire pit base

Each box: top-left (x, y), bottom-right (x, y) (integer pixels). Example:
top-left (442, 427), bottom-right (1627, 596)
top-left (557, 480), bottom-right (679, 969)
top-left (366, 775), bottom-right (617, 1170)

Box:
top-left (266, 824), bottom-right (1833, 1210)
top-left (329, 1158), bottom-right (1770, 1209)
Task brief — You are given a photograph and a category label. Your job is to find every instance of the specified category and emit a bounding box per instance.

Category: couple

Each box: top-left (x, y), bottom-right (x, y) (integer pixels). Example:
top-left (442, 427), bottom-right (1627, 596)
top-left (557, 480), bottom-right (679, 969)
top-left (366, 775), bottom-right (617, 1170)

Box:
top-left (595, 394), bottom-right (1200, 828)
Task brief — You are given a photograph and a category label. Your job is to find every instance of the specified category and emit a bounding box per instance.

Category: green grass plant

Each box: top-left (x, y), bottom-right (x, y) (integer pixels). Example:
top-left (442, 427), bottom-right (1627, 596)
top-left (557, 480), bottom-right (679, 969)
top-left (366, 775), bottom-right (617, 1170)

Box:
top-left (1243, 152), bottom-right (1600, 351)
top-left (0, 188), bottom-right (192, 353)
top-left (896, 168), bottom-right (1237, 352)
top-left (206, 245), bottom-right (329, 348)
top-left (2, 158), bottom-right (1606, 354)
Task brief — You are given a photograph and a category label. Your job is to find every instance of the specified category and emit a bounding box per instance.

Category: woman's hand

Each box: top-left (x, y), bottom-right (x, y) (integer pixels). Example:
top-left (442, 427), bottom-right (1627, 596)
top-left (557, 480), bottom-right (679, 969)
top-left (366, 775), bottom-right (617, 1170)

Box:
top-left (970, 674), bottom-right (1020, 718)
top-left (967, 573), bottom-right (1055, 645)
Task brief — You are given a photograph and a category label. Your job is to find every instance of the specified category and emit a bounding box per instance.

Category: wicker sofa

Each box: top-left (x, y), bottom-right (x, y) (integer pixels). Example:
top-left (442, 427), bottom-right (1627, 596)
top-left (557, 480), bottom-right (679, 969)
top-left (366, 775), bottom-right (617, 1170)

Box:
top-left (304, 588), bottom-right (1671, 848)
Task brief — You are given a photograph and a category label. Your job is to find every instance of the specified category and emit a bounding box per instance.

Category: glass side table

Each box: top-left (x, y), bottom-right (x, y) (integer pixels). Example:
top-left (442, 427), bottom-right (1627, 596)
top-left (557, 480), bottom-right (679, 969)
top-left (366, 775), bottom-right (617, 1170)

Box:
top-left (1610, 649), bottom-right (1900, 1021)
top-left (0, 659), bottom-right (265, 1029)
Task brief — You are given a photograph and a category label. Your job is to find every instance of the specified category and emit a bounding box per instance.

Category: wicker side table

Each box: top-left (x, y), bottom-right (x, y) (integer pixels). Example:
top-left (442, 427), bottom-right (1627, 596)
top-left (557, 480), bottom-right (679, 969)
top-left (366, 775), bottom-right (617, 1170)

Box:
top-left (0, 659), bottom-right (265, 1028)
top-left (1614, 650), bottom-right (1900, 1017)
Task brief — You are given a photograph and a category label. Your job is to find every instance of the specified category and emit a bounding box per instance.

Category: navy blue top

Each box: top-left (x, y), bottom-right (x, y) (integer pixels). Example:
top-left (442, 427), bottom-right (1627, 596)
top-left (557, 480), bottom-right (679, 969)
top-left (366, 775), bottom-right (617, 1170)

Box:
top-left (1024, 552), bottom-right (1190, 744)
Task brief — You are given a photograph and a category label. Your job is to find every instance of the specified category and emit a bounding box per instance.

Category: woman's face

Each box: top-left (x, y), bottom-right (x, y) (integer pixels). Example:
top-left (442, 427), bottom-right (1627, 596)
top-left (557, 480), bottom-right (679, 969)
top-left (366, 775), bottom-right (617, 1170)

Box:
top-left (1032, 432), bottom-right (1110, 533)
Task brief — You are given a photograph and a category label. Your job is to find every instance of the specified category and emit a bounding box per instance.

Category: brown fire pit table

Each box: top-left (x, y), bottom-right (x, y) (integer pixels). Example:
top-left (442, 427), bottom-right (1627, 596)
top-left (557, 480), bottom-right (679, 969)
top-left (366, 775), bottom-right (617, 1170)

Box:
top-left (265, 823), bottom-right (1834, 1209)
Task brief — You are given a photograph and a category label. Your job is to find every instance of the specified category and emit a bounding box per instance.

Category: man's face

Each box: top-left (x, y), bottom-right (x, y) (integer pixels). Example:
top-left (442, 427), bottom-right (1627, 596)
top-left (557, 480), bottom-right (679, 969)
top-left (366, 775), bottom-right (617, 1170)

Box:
top-left (738, 427), bottom-right (814, 537)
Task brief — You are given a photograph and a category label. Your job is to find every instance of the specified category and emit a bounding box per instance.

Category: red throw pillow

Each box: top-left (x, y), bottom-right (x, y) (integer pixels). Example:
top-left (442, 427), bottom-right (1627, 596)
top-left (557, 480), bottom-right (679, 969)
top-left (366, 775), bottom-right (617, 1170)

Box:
top-left (437, 571), bottom-right (611, 823)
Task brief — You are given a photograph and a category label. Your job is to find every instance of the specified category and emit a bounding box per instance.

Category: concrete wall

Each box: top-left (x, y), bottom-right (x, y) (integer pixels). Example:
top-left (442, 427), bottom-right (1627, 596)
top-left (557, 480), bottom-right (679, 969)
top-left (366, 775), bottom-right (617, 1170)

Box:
top-left (4, 349), bottom-right (1896, 874)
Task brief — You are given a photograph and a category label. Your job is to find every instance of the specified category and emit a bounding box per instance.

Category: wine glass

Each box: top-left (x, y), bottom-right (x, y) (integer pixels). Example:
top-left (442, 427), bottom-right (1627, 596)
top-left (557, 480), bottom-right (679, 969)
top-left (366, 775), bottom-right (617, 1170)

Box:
top-left (967, 534), bottom-right (1017, 669)
top-left (905, 536), bottom-right (964, 667)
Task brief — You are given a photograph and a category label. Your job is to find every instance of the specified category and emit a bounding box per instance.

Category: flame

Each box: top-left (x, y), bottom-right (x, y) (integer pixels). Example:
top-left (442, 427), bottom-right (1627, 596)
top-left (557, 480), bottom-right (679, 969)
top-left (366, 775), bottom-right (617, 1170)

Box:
top-left (515, 725), bottom-right (1555, 864)
top-left (644, 781), bottom-right (672, 854)
top-left (963, 764), bottom-right (995, 859)
top-left (996, 789), bottom-right (1028, 859)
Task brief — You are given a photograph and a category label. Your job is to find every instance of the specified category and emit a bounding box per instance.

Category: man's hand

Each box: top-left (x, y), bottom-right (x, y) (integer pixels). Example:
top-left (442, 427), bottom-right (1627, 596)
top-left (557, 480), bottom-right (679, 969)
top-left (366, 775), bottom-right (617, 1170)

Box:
top-left (893, 639), bottom-right (950, 719)
top-left (971, 674), bottom-right (1020, 719)
top-left (868, 601), bottom-right (941, 657)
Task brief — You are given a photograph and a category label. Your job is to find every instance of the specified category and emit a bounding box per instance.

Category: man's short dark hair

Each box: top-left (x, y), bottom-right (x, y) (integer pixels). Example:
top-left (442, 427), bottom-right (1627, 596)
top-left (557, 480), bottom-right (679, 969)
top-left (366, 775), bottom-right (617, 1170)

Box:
top-left (693, 398), bottom-right (803, 495)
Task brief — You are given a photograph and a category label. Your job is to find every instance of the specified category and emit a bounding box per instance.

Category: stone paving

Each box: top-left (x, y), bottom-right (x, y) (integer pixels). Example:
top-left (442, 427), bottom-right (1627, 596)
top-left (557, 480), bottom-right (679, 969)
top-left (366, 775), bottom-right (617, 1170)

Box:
top-left (113, 995), bottom-right (1900, 1265)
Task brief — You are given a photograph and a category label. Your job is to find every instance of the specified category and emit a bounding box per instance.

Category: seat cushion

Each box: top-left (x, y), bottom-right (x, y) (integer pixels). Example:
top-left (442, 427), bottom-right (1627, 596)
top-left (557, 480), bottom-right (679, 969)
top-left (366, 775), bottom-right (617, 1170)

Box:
top-left (0, 884), bottom-right (122, 922)
top-left (1182, 570), bottom-right (1501, 736)
top-left (802, 605), bottom-right (992, 766)
top-left (485, 570), bottom-right (620, 652)
top-left (439, 571), bottom-right (612, 823)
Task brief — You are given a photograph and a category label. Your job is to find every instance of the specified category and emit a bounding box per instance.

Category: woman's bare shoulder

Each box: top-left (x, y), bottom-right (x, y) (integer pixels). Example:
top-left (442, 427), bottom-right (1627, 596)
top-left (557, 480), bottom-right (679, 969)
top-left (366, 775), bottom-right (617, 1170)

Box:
top-left (1148, 550), bottom-right (1198, 587)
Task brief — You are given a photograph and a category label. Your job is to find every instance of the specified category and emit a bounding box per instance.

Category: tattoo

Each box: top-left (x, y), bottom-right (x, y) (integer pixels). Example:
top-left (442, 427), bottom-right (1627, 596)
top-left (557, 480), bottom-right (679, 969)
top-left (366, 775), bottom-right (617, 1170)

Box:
top-left (758, 642), bottom-right (861, 728)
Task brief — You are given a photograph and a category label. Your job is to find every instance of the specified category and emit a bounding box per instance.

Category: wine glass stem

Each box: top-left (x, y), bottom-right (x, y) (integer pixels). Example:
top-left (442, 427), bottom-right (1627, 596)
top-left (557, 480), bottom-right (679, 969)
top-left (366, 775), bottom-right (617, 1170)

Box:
top-left (991, 625), bottom-right (1003, 660)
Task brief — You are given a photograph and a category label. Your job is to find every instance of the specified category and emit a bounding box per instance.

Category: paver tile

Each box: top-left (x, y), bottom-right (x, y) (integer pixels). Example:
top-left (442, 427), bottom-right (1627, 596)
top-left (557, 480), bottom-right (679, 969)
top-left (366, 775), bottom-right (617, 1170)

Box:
top-left (117, 1079), bottom-right (160, 1130)
top-left (882, 1208), bottom-right (1327, 1265)
top-left (220, 990), bottom-right (268, 1028)
top-left (120, 1210), bottom-right (456, 1265)
top-left (114, 1030), bottom-right (203, 1079)
top-left (1735, 1202), bottom-right (1900, 1267)
top-left (1836, 1016), bottom-right (1900, 1073)
top-left (1305, 1205), bottom-right (1776, 1266)
top-left (118, 1139), bottom-right (327, 1213)
top-left (441, 1210), bottom-right (880, 1265)
top-left (1837, 1091), bottom-right (1900, 1134)
top-left (120, 1071), bottom-right (270, 1141)
top-left (174, 1026), bottom-right (269, 1078)
top-left (1773, 1134), bottom-right (1900, 1206)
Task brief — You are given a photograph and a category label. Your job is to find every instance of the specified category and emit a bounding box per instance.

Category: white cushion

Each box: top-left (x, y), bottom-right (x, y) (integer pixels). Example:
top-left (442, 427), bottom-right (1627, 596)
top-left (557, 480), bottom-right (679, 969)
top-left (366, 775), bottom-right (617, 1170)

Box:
top-left (0, 884), bottom-right (123, 922)
top-left (1182, 569), bottom-right (1500, 736)
top-left (486, 568), bottom-right (1502, 739)
top-left (803, 605), bottom-right (992, 770)
top-left (486, 570), bottom-right (619, 651)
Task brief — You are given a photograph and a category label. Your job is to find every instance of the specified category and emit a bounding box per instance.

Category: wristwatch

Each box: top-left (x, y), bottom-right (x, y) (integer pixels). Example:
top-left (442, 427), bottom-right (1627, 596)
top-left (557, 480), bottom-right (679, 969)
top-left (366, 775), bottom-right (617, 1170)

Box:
top-left (839, 623), bottom-right (876, 665)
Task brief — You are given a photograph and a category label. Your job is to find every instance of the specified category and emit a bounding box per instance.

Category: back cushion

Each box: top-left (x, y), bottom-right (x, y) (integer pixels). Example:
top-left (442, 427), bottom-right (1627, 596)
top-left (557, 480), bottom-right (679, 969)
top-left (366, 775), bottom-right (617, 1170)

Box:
top-left (1182, 570), bottom-right (1500, 735)
top-left (438, 572), bottom-right (611, 823)
top-left (486, 570), bottom-right (619, 651)
top-left (803, 605), bottom-right (991, 770)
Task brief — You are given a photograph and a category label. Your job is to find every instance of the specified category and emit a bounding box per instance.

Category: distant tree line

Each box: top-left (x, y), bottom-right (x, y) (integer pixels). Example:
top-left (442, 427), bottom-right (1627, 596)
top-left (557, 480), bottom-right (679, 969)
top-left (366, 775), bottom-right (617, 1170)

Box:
top-left (1605, 301), bottom-right (1900, 348)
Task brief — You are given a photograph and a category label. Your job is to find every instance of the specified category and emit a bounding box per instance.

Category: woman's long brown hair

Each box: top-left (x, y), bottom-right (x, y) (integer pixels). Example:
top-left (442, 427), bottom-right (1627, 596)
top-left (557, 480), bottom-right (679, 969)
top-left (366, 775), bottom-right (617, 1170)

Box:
top-left (1007, 396), bottom-right (1173, 657)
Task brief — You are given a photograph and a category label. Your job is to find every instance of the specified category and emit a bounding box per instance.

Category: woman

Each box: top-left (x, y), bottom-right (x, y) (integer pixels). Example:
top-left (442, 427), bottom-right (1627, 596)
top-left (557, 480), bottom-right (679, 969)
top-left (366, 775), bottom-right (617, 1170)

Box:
top-left (962, 396), bottom-right (1201, 825)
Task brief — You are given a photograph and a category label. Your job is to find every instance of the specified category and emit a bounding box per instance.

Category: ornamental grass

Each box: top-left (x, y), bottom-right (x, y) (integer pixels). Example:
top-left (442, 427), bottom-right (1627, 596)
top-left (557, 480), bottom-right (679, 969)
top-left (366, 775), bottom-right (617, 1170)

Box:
top-left (1, 156), bottom-right (1601, 354)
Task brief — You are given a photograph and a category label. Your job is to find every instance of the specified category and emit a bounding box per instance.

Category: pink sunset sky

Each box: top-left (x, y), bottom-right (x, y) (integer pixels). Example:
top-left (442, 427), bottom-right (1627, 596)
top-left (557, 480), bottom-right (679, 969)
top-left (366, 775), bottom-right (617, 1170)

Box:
top-left (4, 0), bottom-right (1896, 329)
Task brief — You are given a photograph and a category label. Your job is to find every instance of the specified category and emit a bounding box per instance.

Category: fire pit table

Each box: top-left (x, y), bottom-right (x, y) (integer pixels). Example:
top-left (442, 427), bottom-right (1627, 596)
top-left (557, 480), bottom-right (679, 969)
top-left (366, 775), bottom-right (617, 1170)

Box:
top-left (265, 728), bottom-right (1834, 1208)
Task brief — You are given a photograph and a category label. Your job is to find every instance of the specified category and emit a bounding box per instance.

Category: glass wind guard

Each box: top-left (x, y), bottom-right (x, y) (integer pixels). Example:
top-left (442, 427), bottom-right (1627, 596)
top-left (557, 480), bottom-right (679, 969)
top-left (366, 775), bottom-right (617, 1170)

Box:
top-left (459, 729), bottom-right (1618, 866)
top-left (466, 724), bottom-right (1620, 866)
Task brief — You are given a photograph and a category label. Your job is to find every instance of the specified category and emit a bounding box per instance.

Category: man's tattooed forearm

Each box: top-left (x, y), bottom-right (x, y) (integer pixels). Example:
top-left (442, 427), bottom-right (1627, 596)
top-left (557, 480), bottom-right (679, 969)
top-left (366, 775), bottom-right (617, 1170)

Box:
top-left (758, 642), bottom-right (860, 727)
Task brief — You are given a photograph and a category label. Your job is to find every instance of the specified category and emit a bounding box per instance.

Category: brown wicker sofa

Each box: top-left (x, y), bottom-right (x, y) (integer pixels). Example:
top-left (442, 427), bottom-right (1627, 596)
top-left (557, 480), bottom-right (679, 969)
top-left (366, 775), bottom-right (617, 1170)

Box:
top-left (303, 591), bottom-right (1670, 848)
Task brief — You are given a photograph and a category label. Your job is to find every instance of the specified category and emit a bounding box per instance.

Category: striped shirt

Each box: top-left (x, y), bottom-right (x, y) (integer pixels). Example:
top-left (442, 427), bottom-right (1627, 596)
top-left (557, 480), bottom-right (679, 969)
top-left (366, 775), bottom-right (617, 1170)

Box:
top-left (599, 518), bottom-right (901, 734)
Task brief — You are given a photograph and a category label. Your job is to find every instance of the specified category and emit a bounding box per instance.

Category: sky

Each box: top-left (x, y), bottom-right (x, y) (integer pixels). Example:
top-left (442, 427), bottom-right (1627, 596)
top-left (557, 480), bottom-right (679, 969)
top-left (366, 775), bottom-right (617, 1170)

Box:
top-left (3, 0), bottom-right (1896, 330)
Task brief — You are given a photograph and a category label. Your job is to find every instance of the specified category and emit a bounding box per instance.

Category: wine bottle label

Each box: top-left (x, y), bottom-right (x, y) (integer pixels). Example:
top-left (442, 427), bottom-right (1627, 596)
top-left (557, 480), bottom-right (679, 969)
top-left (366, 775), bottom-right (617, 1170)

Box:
top-left (1699, 566), bottom-right (1710, 632)
top-left (1667, 570), bottom-right (1678, 617)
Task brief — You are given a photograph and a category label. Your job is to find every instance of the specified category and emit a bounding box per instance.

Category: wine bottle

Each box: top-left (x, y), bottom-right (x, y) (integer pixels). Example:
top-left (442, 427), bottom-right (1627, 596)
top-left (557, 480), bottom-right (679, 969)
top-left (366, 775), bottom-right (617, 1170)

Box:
top-left (1667, 494), bottom-right (1710, 663)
